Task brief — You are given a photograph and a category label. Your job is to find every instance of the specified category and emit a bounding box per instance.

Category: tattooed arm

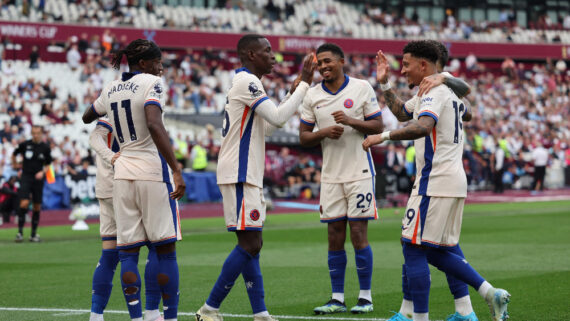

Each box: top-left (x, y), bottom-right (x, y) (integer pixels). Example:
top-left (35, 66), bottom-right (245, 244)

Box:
top-left (383, 89), bottom-right (414, 122)
top-left (375, 50), bottom-right (414, 122)
top-left (362, 116), bottom-right (435, 150)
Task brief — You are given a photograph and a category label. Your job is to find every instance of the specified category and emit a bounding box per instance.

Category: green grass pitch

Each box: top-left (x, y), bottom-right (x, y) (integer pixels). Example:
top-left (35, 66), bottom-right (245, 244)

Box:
top-left (0, 200), bottom-right (569, 320)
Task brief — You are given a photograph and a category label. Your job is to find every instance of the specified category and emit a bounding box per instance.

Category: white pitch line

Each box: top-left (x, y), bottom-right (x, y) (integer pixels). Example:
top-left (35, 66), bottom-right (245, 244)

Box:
top-left (0, 307), bottom-right (449, 321)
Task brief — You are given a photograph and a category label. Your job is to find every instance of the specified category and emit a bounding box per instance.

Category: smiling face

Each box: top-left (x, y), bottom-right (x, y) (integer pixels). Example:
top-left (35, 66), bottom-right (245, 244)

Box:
top-left (251, 38), bottom-right (276, 76)
top-left (316, 51), bottom-right (344, 83)
top-left (401, 53), bottom-right (426, 87)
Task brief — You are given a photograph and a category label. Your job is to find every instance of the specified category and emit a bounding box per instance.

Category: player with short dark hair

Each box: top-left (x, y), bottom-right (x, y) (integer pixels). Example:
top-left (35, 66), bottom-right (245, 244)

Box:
top-left (195, 34), bottom-right (316, 321)
top-left (299, 43), bottom-right (383, 315)
top-left (12, 125), bottom-right (52, 243)
top-left (83, 39), bottom-right (185, 321)
top-left (364, 40), bottom-right (510, 321)
top-left (379, 41), bottom-right (477, 320)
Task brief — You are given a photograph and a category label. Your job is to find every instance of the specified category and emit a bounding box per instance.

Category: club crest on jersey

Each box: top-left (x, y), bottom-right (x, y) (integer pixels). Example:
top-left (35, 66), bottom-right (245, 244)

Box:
top-left (344, 99), bottom-right (354, 109)
top-left (248, 82), bottom-right (263, 98)
top-left (250, 209), bottom-right (260, 221)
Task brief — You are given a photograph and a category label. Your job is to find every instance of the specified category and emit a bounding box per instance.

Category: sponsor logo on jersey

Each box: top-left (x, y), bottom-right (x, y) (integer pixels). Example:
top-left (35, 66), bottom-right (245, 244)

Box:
top-left (248, 82), bottom-right (263, 98)
top-left (154, 83), bottom-right (163, 94)
top-left (344, 99), bottom-right (354, 108)
top-left (250, 209), bottom-right (260, 221)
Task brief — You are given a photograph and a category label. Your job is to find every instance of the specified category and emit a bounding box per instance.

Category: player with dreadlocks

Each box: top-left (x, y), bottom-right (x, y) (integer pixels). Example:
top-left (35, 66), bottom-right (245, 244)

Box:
top-left (83, 39), bottom-right (186, 321)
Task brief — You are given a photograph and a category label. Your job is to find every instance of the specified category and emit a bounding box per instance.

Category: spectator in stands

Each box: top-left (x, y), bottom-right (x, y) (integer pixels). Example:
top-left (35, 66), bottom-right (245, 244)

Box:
top-left (491, 138), bottom-right (505, 193)
top-left (0, 37), bottom-right (4, 70)
top-left (173, 133), bottom-right (189, 168)
top-left (190, 139), bottom-right (208, 172)
top-left (66, 43), bottom-right (82, 71)
top-left (532, 141), bottom-right (549, 191)
top-left (501, 56), bottom-right (516, 79)
top-left (29, 45), bottom-right (40, 69)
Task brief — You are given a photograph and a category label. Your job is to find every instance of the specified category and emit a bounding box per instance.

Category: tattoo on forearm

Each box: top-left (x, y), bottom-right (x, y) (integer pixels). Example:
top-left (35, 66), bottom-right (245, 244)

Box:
top-left (383, 89), bottom-right (411, 122)
top-left (444, 77), bottom-right (470, 98)
top-left (390, 121), bottom-right (430, 141)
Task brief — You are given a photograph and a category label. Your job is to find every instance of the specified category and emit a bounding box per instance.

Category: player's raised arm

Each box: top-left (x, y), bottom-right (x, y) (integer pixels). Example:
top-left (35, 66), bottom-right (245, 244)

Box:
top-left (255, 53), bottom-right (316, 127)
top-left (145, 104), bottom-right (186, 200)
top-left (376, 50), bottom-right (413, 122)
top-left (417, 73), bottom-right (471, 98)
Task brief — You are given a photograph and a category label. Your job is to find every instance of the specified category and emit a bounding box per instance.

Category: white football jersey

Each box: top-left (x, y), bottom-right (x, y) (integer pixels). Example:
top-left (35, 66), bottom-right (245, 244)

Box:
top-left (216, 68), bottom-right (271, 188)
top-left (410, 85), bottom-right (467, 197)
top-left (300, 76), bottom-right (382, 183)
top-left (92, 72), bottom-right (171, 183)
top-left (404, 72), bottom-right (455, 116)
top-left (93, 118), bottom-right (119, 199)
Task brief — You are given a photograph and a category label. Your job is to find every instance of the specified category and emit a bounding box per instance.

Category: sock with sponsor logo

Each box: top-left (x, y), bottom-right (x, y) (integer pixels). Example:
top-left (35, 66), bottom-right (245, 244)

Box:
top-left (91, 249), bottom-right (120, 314)
top-left (145, 245), bottom-right (161, 316)
top-left (355, 245), bottom-right (373, 301)
top-left (157, 251), bottom-right (179, 320)
top-left (119, 251), bottom-right (143, 320)
top-left (328, 250), bottom-right (347, 302)
top-left (242, 254), bottom-right (266, 314)
top-left (206, 245), bottom-right (252, 308)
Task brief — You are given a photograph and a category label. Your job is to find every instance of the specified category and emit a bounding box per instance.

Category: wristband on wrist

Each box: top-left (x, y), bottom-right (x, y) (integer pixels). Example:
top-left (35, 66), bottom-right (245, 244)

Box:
top-left (380, 81), bottom-right (392, 91)
top-left (381, 131), bottom-right (391, 141)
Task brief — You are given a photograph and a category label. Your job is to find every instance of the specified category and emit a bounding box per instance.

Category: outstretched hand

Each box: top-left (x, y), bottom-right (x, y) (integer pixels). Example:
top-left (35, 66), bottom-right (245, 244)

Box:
top-left (376, 50), bottom-right (390, 85)
top-left (290, 53), bottom-right (317, 93)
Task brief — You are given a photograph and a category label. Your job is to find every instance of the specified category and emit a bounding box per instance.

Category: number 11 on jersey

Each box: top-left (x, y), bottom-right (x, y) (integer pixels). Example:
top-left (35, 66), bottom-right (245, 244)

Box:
top-left (111, 99), bottom-right (137, 143)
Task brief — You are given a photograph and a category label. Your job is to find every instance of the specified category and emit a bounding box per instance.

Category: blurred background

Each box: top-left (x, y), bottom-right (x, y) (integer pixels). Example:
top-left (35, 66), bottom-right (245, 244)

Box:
top-left (0, 0), bottom-right (569, 214)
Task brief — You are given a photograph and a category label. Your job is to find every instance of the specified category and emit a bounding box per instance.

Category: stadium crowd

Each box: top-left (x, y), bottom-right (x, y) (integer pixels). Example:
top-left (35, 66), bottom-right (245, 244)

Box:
top-left (1, 32), bottom-right (570, 201)
top-left (5, 0), bottom-right (570, 43)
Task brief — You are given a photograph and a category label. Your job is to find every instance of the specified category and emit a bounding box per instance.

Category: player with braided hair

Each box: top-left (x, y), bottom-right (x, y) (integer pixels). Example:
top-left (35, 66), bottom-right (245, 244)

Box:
top-left (83, 39), bottom-right (185, 321)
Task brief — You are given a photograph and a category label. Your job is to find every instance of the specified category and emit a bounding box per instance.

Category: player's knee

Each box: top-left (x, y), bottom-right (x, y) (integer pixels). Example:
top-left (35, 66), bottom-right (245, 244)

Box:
top-left (157, 273), bottom-right (169, 286)
top-left (122, 271), bottom-right (138, 285)
top-left (20, 199), bottom-right (29, 209)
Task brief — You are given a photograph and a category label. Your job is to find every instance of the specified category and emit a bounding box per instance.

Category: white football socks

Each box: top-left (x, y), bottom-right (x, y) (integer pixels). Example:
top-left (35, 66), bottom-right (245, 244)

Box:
top-left (478, 281), bottom-right (493, 301)
top-left (359, 289), bottom-right (372, 302)
top-left (332, 292), bottom-right (345, 303)
top-left (144, 309), bottom-right (160, 321)
top-left (413, 312), bottom-right (429, 321)
top-left (399, 299), bottom-right (414, 319)
top-left (455, 295), bottom-right (474, 316)
top-left (254, 311), bottom-right (270, 317)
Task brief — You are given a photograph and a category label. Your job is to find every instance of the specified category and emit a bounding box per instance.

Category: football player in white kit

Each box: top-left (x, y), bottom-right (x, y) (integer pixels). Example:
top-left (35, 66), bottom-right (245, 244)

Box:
top-left (88, 117), bottom-right (165, 321)
top-left (379, 41), bottom-right (479, 321)
top-left (83, 39), bottom-right (185, 321)
top-left (363, 40), bottom-right (510, 321)
top-left (195, 34), bottom-right (316, 321)
top-left (298, 43), bottom-right (382, 315)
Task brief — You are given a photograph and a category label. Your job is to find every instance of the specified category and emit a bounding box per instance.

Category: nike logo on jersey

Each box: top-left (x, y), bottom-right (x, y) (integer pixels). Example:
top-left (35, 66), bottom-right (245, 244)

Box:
top-left (361, 208), bottom-right (369, 213)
